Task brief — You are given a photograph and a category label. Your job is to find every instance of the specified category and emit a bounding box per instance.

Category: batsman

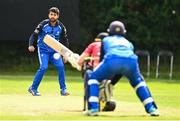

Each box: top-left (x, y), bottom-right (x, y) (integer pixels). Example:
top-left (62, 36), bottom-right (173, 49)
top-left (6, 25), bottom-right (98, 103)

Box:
top-left (78, 32), bottom-right (122, 111)
top-left (28, 7), bottom-right (70, 96)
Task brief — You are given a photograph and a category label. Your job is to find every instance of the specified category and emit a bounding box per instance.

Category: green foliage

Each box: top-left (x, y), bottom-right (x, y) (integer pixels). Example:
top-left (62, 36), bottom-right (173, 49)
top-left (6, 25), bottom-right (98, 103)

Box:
top-left (1, 1), bottom-right (180, 71)
top-left (79, 0), bottom-right (180, 54)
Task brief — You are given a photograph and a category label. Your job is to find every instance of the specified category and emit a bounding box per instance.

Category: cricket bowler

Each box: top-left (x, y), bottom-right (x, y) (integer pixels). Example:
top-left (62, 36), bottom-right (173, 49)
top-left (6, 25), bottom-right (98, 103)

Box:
top-left (86, 20), bottom-right (159, 116)
top-left (28, 7), bottom-right (70, 96)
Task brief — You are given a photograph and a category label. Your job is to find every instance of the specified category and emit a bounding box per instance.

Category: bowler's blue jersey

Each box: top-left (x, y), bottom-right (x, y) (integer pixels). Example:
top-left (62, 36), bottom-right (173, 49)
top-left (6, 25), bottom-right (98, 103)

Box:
top-left (102, 35), bottom-right (136, 59)
top-left (29, 19), bottom-right (69, 52)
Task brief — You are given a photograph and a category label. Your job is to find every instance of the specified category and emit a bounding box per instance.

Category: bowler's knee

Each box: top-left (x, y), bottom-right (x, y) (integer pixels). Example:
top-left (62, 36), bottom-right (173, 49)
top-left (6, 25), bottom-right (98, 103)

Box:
top-left (39, 65), bottom-right (48, 71)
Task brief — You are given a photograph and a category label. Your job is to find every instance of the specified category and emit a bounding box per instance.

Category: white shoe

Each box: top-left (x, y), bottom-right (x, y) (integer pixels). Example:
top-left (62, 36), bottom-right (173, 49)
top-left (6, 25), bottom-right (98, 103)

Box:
top-left (85, 109), bottom-right (99, 116)
top-left (148, 106), bottom-right (160, 116)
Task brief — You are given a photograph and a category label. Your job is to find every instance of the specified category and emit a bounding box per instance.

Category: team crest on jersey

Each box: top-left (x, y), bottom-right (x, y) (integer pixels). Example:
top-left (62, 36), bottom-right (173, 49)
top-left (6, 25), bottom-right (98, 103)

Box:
top-left (114, 38), bottom-right (130, 47)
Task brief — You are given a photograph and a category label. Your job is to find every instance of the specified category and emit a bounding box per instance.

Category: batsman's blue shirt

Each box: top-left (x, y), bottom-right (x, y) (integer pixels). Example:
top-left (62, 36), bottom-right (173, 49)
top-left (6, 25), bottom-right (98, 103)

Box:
top-left (102, 35), bottom-right (137, 59)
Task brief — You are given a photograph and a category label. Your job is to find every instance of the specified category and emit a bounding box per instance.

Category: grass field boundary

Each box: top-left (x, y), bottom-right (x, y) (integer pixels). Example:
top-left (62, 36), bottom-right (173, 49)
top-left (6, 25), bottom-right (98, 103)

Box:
top-left (0, 119), bottom-right (180, 121)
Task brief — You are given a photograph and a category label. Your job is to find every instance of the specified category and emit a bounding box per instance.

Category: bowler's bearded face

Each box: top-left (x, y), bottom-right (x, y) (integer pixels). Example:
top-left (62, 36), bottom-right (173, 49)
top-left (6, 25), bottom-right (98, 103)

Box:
top-left (48, 12), bottom-right (59, 23)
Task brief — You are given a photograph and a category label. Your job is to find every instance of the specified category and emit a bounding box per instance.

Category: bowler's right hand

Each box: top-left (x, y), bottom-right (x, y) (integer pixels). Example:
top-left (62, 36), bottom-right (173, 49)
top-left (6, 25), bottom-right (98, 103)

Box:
top-left (28, 46), bottom-right (35, 52)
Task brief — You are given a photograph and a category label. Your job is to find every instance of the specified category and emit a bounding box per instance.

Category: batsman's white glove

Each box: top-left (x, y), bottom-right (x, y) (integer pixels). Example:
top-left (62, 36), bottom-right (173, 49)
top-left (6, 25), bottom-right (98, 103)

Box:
top-left (67, 53), bottom-right (81, 71)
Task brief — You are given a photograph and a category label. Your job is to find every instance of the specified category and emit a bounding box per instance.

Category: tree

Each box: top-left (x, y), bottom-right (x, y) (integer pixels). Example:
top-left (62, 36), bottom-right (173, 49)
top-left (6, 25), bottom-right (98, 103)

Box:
top-left (79, 0), bottom-right (180, 55)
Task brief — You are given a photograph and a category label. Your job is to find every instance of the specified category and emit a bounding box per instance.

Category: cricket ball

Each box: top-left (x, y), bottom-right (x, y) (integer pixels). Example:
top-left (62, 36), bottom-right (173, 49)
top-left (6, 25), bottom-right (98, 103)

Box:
top-left (53, 53), bottom-right (60, 60)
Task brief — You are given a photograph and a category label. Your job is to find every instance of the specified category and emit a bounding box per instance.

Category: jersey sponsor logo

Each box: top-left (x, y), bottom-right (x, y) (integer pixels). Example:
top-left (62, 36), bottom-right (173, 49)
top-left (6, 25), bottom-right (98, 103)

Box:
top-left (113, 38), bottom-right (130, 48)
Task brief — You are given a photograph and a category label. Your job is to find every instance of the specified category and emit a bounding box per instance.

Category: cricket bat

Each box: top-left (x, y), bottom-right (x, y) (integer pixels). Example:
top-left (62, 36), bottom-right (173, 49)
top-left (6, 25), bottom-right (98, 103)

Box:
top-left (43, 34), bottom-right (80, 70)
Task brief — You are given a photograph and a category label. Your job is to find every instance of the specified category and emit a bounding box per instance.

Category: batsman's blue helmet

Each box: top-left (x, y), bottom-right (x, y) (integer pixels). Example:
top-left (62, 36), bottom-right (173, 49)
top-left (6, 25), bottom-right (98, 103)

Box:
top-left (107, 21), bottom-right (126, 35)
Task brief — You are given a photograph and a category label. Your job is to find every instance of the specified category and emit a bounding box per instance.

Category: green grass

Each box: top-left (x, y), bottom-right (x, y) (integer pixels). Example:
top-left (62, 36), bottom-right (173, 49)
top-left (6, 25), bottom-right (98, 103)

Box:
top-left (0, 74), bottom-right (180, 120)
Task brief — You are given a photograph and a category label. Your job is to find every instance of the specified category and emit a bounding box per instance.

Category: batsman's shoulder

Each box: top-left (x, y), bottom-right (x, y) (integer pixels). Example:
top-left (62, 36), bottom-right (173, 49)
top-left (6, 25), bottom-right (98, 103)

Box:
top-left (102, 36), bottom-right (109, 43)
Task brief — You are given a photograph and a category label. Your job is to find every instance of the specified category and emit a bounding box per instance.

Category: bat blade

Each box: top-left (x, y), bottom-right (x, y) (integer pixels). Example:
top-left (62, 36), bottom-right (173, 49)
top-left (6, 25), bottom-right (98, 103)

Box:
top-left (43, 34), bottom-right (73, 57)
top-left (43, 35), bottom-right (80, 70)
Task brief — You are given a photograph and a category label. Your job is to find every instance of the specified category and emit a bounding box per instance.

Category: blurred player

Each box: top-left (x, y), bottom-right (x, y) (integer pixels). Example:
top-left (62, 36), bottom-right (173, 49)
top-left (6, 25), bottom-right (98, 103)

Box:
top-left (86, 20), bottom-right (159, 116)
top-left (78, 32), bottom-right (121, 111)
top-left (78, 32), bottom-right (108, 68)
top-left (28, 7), bottom-right (70, 96)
